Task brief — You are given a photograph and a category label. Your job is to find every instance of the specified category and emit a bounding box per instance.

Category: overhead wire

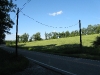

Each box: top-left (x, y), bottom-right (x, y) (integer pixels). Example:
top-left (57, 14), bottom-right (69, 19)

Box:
top-left (21, 11), bottom-right (79, 29)
top-left (12, 0), bottom-right (32, 21)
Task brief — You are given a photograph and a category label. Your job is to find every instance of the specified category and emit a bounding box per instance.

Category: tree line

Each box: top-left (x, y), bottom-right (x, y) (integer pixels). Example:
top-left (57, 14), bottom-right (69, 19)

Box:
top-left (17, 24), bottom-right (100, 43)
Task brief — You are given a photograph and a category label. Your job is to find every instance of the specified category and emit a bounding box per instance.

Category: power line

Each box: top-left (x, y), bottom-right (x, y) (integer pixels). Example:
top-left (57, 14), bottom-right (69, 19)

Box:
top-left (19, 0), bottom-right (32, 12)
top-left (12, 0), bottom-right (32, 21)
top-left (21, 11), bottom-right (79, 29)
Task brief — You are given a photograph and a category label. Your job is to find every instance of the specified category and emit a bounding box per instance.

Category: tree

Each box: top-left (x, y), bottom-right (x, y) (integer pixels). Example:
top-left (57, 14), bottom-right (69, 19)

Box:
top-left (45, 32), bottom-right (48, 40)
top-left (29, 36), bottom-right (32, 42)
top-left (48, 33), bottom-right (52, 39)
top-left (87, 25), bottom-right (94, 34)
top-left (23, 33), bottom-right (29, 43)
top-left (92, 24), bottom-right (98, 34)
top-left (58, 32), bottom-right (61, 38)
top-left (58, 32), bottom-right (65, 38)
top-left (32, 32), bottom-right (42, 41)
top-left (95, 24), bottom-right (100, 34)
top-left (65, 31), bottom-right (70, 37)
top-left (74, 30), bottom-right (79, 36)
top-left (19, 35), bottom-right (23, 42)
top-left (19, 33), bottom-right (29, 43)
top-left (81, 28), bottom-right (87, 35)
top-left (0, 0), bottom-right (16, 44)
top-left (51, 32), bottom-right (58, 39)
top-left (70, 31), bottom-right (75, 37)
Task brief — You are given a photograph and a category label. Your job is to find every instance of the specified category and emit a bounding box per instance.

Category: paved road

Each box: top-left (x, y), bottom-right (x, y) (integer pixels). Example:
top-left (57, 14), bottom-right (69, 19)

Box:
top-left (0, 45), bottom-right (100, 75)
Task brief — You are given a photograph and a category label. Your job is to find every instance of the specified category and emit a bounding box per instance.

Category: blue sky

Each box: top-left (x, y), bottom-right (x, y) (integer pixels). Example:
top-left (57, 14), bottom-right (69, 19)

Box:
top-left (6, 0), bottom-right (100, 40)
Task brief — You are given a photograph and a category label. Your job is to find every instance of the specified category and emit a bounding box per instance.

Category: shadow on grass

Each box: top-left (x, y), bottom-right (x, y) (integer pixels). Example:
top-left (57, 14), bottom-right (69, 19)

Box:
top-left (11, 44), bottom-right (100, 60)
top-left (19, 44), bottom-right (100, 55)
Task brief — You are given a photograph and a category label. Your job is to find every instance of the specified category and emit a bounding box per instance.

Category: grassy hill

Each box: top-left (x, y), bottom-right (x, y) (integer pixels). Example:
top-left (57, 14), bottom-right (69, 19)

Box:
top-left (9, 34), bottom-right (100, 60)
top-left (19, 34), bottom-right (99, 47)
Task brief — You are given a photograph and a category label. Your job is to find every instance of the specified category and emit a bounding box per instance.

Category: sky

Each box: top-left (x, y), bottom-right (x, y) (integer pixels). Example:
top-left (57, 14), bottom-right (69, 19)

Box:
top-left (6, 0), bottom-right (100, 40)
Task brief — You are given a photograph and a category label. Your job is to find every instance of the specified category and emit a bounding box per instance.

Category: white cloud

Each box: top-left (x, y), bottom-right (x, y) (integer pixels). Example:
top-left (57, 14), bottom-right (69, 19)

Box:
top-left (49, 10), bottom-right (63, 16)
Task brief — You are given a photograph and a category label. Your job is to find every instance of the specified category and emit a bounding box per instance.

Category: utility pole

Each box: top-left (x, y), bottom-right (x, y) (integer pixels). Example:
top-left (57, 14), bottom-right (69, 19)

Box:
top-left (79, 20), bottom-right (82, 50)
top-left (16, 8), bottom-right (19, 57)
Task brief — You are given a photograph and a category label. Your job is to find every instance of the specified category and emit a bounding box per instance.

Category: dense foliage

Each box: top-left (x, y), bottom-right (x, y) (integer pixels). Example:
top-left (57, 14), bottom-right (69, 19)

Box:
top-left (0, 0), bottom-right (16, 44)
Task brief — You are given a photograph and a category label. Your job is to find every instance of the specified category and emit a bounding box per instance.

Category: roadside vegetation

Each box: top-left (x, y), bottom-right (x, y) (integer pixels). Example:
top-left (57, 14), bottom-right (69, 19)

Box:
top-left (0, 48), bottom-right (29, 75)
top-left (6, 34), bottom-right (100, 61)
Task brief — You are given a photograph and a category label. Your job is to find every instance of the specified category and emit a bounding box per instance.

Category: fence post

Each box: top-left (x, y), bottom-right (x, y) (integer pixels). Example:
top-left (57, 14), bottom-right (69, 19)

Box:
top-left (79, 20), bottom-right (82, 50)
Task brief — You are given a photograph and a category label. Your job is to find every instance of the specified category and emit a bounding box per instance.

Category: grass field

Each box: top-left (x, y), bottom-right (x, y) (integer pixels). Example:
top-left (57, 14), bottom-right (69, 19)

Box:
top-left (10, 34), bottom-right (100, 60)
top-left (19, 34), bottom-right (99, 47)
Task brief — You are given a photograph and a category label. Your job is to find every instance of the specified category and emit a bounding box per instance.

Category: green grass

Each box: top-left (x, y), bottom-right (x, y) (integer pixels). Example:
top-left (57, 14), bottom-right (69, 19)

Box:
top-left (0, 48), bottom-right (29, 75)
top-left (18, 34), bottom-right (99, 47)
top-left (10, 34), bottom-right (100, 60)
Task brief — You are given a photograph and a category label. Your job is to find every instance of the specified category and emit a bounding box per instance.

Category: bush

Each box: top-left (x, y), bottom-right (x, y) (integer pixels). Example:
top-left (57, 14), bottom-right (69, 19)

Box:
top-left (93, 36), bottom-right (100, 47)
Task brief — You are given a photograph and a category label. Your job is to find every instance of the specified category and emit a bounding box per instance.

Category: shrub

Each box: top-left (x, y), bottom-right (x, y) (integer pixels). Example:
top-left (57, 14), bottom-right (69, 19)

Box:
top-left (93, 36), bottom-right (100, 47)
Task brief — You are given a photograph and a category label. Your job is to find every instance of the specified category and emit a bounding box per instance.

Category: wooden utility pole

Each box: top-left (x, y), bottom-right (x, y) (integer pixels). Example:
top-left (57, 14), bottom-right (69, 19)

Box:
top-left (79, 20), bottom-right (82, 49)
top-left (16, 8), bottom-right (19, 57)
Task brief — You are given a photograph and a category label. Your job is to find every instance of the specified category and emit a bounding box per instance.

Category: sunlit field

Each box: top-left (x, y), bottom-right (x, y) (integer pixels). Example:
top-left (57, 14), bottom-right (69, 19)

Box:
top-left (19, 34), bottom-right (99, 47)
top-left (9, 34), bottom-right (100, 60)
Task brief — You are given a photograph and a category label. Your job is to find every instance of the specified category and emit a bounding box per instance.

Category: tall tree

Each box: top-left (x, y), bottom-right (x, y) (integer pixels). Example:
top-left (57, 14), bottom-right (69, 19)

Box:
top-left (87, 25), bottom-right (94, 34)
top-left (29, 36), bottom-right (32, 42)
top-left (81, 28), bottom-right (87, 35)
top-left (65, 31), bottom-right (70, 37)
top-left (95, 24), bottom-right (100, 34)
top-left (32, 32), bottom-right (42, 41)
top-left (58, 32), bottom-right (65, 38)
top-left (48, 32), bottom-right (52, 39)
top-left (51, 32), bottom-right (58, 39)
top-left (74, 30), bottom-right (79, 36)
top-left (19, 33), bottom-right (29, 43)
top-left (70, 31), bottom-right (75, 37)
top-left (45, 32), bottom-right (48, 40)
top-left (23, 33), bottom-right (29, 43)
top-left (0, 0), bottom-right (16, 44)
